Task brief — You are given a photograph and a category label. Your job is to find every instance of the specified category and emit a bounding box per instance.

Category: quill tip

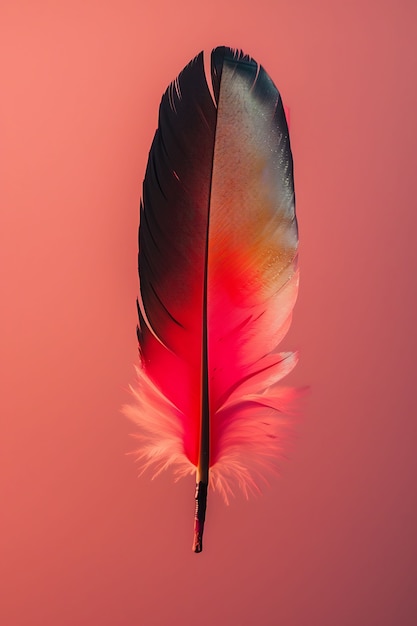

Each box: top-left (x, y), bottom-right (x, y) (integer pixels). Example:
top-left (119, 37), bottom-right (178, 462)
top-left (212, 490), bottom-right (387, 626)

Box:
top-left (192, 482), bottom-right (208, 553)
top-left (192, 529), bottom-right (203, 553)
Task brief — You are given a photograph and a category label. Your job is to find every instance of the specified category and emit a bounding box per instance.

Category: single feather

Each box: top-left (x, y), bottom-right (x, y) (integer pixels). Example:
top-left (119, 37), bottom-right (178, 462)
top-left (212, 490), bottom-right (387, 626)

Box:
top-left (124, 46), bottom-right (299, 552)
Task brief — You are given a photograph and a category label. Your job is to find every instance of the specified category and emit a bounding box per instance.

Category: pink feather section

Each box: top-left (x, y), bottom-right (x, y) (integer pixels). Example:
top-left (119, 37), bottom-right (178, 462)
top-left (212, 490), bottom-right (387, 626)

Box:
top-left (123, 47), bottom-right (299, 510)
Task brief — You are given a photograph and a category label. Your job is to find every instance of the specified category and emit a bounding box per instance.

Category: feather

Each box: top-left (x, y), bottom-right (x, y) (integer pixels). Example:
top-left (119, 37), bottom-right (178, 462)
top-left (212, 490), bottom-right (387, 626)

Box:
top-left (123, 46), bottom-right (299, 552)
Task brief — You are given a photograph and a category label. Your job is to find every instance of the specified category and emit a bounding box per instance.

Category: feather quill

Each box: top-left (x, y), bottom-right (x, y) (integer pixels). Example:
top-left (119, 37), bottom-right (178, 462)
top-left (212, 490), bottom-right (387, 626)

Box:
top-left (124, 47), bottom-right (299, 552)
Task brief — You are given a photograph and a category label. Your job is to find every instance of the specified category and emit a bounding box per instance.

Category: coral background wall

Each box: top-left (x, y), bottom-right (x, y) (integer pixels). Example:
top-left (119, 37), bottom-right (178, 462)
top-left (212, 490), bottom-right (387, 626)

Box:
top-left (1, 1), bottom-right (416, 625)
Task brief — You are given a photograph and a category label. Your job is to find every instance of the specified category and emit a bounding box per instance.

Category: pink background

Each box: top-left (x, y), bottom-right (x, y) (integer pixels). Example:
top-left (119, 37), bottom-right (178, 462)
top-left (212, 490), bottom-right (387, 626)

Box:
top-left (1, 1), bottom-right (416, 625)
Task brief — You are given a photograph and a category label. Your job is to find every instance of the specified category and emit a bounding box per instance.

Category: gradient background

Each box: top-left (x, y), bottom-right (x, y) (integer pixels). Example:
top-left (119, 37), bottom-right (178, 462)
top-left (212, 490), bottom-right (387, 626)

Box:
top-left (1, 1), bottom-right (416, 625)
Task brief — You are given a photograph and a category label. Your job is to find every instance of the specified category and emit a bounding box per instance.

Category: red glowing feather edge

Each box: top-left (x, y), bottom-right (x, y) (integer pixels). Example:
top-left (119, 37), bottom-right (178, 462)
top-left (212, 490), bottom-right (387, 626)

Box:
top-left (123, 47), bottom-right (299, 552)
